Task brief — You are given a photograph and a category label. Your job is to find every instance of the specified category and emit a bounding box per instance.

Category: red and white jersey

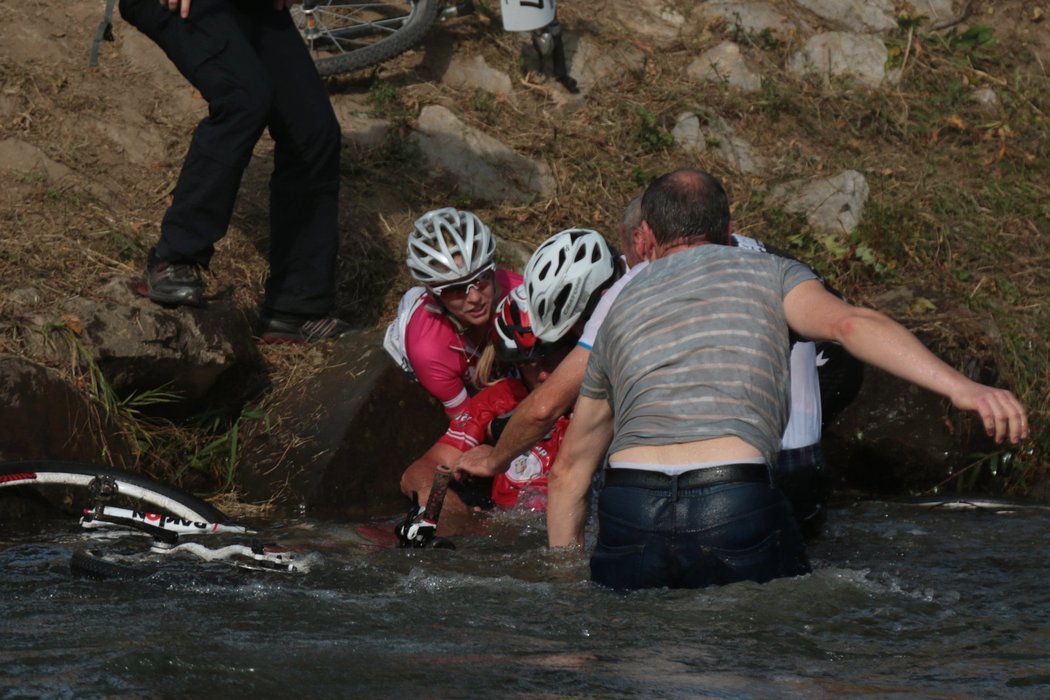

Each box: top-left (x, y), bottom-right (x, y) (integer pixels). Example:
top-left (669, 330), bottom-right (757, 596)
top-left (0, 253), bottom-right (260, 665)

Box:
top-left (439, 379), bottom-right (529, 452)
top-left (491, 413), bottom-right (570, 511)
top-left (438, 378), bottom-right (570, 511)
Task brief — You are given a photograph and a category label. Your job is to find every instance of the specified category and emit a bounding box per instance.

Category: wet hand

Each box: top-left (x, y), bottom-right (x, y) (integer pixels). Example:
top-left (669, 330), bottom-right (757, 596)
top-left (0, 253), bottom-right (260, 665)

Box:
top-left (454, 444), bottom-right (497, 479)
top-left (952, 383), bottom-right (1030, 445)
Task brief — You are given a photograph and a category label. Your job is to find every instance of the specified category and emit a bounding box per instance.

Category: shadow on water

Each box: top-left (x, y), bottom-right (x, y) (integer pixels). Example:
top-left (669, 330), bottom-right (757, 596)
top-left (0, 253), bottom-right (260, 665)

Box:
top-left (2, 502), bottom-right (1049, 698)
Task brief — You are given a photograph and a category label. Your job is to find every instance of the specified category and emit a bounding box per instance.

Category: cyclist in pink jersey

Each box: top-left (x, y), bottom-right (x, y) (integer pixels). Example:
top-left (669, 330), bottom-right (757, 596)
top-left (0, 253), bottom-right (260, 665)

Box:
top-left (397, 285), bottom-right (577, 538)
top-left (384, 208), bottom-right (522, 417)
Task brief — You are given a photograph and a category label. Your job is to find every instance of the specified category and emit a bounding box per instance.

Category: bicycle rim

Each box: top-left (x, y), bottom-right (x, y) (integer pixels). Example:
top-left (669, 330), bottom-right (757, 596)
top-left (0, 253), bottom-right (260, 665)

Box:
top-left (69, 548), bottom-right (158, 581)
top-left (292, 0), bottom-right (443, 76)
top-left (0, 460), bottom-right (234, 524)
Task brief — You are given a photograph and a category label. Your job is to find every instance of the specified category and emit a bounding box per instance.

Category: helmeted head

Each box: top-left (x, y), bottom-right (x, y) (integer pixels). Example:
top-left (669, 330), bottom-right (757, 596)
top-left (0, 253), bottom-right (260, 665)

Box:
top-left (406, 207), bottom-right (496, 288)
top-left (407, 207), bottom-right (498, 328)
top-left (491, 287), bottom-right (560, 362)
top-left (491, 286), bottom-right (575, 388)
top-left (523, 228), bottom-right (621, 342)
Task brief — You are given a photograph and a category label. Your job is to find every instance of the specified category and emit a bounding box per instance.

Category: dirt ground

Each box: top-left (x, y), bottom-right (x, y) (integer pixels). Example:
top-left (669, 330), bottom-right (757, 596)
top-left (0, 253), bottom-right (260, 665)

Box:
top-left (1, 0), bottom-right (1047, 489)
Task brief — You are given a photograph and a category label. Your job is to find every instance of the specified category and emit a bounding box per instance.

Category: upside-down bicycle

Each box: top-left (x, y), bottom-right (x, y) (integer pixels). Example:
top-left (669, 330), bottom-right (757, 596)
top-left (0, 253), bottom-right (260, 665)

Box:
top-left (0, 460), bottom-right (313, 578)
top-left (1, 459), bottom-right (454, 579)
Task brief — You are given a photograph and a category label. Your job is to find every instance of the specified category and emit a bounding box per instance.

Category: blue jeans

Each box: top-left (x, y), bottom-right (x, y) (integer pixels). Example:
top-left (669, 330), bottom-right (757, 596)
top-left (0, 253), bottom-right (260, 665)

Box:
top-left (590, 470), bottom-right (810, 591)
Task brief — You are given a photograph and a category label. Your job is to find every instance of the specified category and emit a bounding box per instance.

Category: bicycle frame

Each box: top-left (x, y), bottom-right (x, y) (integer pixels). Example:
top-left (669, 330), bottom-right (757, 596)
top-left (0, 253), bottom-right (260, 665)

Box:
top-left (81, 506), bottom-right (248, 536)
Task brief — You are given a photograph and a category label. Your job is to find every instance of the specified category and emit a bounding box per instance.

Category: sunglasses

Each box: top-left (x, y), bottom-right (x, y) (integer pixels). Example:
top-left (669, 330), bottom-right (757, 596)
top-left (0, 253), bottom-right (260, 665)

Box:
top-left (430, 265), bottom-right (496, 297)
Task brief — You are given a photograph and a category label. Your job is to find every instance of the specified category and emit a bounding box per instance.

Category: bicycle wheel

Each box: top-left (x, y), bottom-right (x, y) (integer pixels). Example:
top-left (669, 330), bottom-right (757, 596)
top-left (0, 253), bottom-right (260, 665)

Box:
top-left (70, 548), bottom-right (158, 581)
top-left (292, 0), bottom-right (443, 77)
top-left (0, 460), bottom-right (233, 524)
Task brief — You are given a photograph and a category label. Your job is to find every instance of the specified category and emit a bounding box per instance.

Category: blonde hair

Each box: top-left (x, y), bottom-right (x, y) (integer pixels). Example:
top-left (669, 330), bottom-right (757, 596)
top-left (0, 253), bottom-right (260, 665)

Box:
top-left (474, 343), bottom-right (502, 386)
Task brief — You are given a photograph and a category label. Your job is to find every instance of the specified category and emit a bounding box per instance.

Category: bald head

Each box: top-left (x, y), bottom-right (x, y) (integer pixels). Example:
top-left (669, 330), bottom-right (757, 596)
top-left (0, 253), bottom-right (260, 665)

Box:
top-left (640, 169), bottom-right (730, 247)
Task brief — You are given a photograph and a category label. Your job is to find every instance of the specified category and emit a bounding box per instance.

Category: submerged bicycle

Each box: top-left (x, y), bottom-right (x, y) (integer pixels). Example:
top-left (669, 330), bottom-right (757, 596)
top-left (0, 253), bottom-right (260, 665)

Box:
top-left (0, 460), bottom-right (312, 578)
top-left (1, 459), bottom-right (455, 578)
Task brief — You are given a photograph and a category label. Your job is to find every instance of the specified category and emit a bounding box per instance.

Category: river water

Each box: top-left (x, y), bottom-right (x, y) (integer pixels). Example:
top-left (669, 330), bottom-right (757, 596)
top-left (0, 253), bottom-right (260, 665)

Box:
top-left (2, 499), bottom-right (1049, 699)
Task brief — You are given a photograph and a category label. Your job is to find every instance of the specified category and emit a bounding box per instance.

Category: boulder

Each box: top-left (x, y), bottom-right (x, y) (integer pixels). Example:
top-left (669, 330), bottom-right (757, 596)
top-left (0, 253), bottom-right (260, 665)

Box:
top-left (0, 356), bottom-right (129, 465)
top-left (413, 105), bottom-right (556, 204)
top-left (608, 0), bottom-right (689, 45)
top-left (824, 366), bottom-right (1001, 495)
top-left (442, 53), bottom-right (514, 97)
top-left (236, 329), bottom-right (448, 519)
top-left (700, 1), bottom-right (804, 39)
top-left (17, 279), bottom-right (265, 419)
top-left (788, 32), bottom-right (895, 89)
top-left (768, 170), bottom-right (870, 234)
top-left (672, 111), bottom-right (764, 175)
top-left (687, 41), bottom-right (763, 93)
top-left (794, 0), bottom-right (897, 33)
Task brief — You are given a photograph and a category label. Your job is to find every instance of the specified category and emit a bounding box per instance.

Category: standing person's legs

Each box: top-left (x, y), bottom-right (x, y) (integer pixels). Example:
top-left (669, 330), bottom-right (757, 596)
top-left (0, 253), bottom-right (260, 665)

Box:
top-left (250, 6), bottom-right (342, 320)
top-left (119, 0), bottom-right (274, 304)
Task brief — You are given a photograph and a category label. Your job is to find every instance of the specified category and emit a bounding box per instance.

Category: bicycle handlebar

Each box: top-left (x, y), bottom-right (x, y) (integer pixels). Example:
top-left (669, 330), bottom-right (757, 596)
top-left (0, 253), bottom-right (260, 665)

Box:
top-left (396, 465), bottom-right (455, 548)
top-left (423, 464), bottom-right (453, 524)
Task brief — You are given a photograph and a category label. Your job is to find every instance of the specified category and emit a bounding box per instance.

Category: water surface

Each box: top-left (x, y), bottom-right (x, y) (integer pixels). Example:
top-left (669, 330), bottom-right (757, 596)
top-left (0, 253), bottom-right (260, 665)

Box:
top-left (2, 500), bottom-right (1048, 698)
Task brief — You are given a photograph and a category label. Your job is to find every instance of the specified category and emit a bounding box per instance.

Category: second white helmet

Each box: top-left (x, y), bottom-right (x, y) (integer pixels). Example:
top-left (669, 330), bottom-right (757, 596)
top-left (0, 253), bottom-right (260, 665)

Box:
top-left (524, 228), bottom-right (620, 342)
top-left (406, 207), bottom-right (496, 287)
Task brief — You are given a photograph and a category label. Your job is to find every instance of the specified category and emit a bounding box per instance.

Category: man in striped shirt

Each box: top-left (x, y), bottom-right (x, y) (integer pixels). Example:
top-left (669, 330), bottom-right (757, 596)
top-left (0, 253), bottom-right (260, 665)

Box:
top-left (547, 168), bottom-right (1029, 591)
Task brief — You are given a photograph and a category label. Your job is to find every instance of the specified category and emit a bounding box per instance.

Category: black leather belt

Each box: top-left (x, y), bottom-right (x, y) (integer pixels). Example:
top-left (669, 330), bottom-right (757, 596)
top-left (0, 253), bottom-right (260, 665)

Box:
top-left (604, 463), bottom-right (770, 490)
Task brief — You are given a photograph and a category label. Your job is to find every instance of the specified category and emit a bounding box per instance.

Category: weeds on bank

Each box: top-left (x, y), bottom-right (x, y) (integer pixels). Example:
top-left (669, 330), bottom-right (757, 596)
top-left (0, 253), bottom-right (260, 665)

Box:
top-left (43, 321), bottom-right (267, 495)
top-left (52, 323), bottom-right (179, 465)
top-left (173, 404), bottom-right (268, 491)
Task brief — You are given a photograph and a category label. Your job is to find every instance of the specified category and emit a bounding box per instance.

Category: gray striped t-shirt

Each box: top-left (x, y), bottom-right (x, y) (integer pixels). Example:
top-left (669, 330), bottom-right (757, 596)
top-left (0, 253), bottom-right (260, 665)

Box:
top-left (581, 244), bottom-right (818, 465)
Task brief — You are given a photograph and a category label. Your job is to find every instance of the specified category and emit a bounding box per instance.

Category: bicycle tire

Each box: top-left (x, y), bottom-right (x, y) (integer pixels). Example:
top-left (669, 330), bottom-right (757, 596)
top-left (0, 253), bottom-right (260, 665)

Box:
top-left (293, 0), bottom-right (443, 77)
top-left (0, 460), bottom-right (233, 524)
top-left (70, 548), bottom-right (158, 581)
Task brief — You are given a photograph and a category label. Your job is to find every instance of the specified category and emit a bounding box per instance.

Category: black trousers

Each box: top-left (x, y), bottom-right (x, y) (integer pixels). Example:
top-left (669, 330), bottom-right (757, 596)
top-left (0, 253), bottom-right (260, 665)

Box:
top-left (120, 0), bottom-right (342, 315)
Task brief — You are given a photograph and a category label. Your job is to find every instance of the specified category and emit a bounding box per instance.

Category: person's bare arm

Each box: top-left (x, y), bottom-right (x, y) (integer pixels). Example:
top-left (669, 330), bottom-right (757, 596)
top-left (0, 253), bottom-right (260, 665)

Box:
top-left (784, 280), bottom-right (1029, 444)
top-left (456, 345), bottom-right (590, 477)
top-left (400, 441), bottom-right (463, 503)
top-left (547, 395), bottom-right (613, 548)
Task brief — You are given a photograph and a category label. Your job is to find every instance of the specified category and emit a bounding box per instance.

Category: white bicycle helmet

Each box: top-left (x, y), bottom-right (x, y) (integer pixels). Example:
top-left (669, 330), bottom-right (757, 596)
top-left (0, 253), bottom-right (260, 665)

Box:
top-left (406, 207), bottom-right (496, 287)
top-left (524, 228), bottom-right (619, 342)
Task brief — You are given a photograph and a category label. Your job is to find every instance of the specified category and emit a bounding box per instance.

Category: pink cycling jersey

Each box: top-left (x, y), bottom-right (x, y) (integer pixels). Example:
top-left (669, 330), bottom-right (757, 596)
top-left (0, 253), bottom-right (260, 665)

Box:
top-left (438, 378), bottom-right (570, 511)
top-left (404, 269), bottom-right (522, 416)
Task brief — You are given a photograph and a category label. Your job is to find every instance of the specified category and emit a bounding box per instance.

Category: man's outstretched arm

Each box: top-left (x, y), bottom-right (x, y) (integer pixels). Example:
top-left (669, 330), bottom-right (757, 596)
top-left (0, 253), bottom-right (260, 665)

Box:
top-left (784, 280), bottom-right (1030, 445)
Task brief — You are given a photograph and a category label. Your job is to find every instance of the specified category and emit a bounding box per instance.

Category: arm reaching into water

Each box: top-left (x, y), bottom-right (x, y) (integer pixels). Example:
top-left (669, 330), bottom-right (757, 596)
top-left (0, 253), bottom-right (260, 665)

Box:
top-left (783, 280), bottom-right (1029, 445)
top-left (546, 395), bottom-right (613, 548)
